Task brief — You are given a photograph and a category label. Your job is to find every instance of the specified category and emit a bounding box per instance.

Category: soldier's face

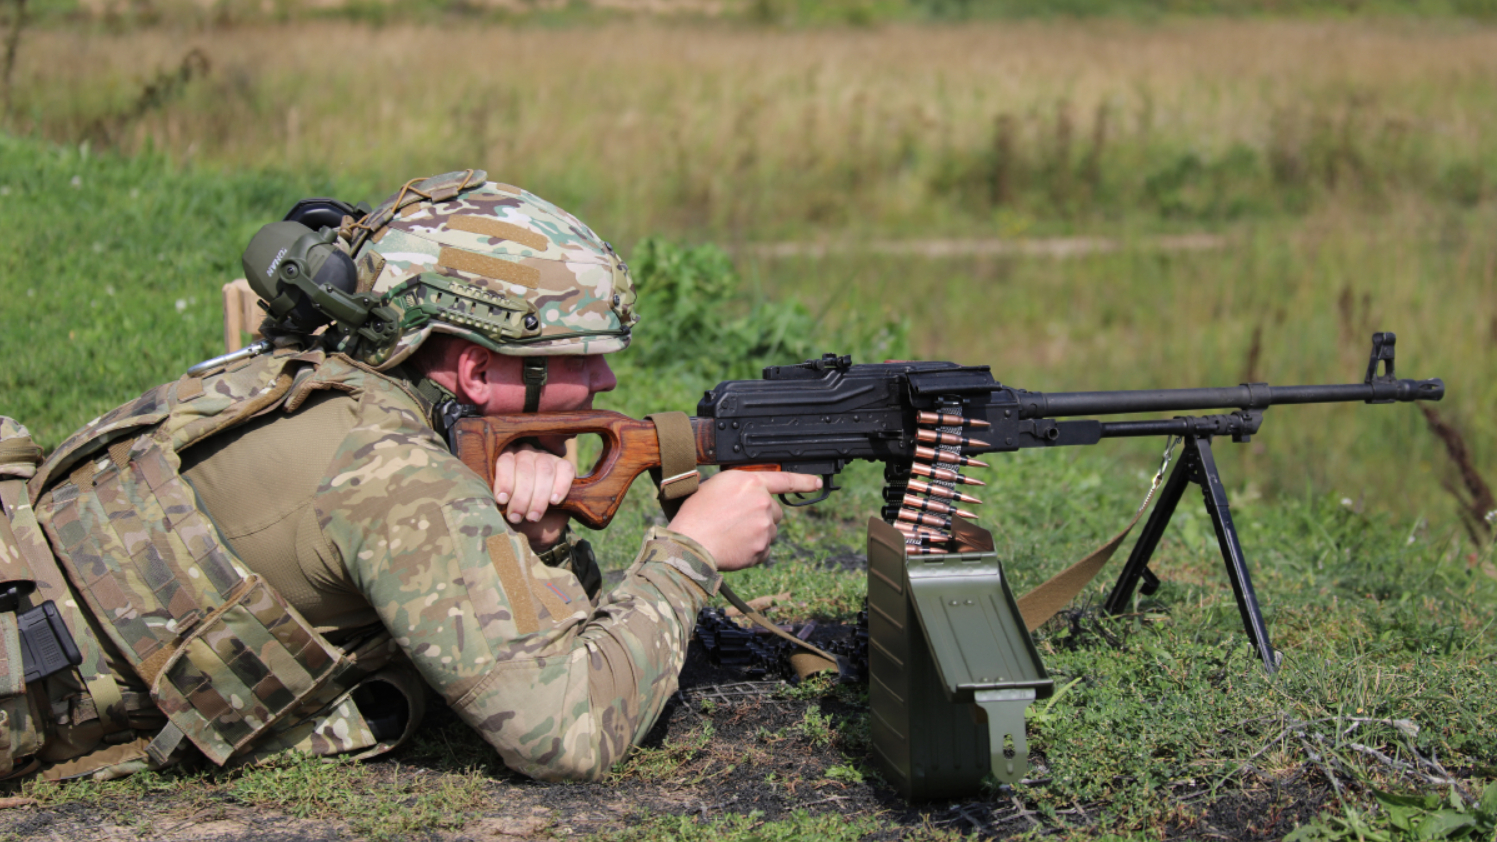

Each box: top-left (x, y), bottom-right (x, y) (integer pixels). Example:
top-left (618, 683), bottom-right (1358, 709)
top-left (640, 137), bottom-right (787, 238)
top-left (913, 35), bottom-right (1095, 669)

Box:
top-left (530, 354), bottom-right (618, 412)
top-left (464, 352), bottom-right (617, 416)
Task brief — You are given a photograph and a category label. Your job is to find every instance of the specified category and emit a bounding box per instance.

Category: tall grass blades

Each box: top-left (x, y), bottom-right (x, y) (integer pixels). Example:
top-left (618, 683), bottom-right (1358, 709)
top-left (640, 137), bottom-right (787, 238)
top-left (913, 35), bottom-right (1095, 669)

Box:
top-left (5, 21), bottom-right (1496, 241)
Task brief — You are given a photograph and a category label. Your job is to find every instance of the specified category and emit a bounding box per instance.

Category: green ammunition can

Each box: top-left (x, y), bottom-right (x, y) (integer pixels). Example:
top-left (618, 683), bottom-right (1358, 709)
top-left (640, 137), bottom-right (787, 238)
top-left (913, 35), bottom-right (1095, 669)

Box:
top-left (867, 517), bottom-right (1053, 799)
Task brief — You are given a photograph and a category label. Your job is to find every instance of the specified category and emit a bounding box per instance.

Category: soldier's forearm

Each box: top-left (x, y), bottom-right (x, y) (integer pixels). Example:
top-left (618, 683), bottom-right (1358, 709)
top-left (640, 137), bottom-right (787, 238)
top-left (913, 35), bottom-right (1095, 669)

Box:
top-left (453, 530), bottom-right (718, 781)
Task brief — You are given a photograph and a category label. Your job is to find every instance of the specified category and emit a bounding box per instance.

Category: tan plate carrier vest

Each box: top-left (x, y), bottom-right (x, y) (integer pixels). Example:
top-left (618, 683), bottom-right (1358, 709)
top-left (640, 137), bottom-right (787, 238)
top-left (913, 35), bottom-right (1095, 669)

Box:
top-left (0, 347), bottom-right (420, 779)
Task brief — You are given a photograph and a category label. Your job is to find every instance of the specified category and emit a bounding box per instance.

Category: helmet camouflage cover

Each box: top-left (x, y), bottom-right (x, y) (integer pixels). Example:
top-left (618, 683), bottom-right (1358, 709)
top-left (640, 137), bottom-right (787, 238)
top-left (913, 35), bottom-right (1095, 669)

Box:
top-left (348, 169), bottom-right (639, 370)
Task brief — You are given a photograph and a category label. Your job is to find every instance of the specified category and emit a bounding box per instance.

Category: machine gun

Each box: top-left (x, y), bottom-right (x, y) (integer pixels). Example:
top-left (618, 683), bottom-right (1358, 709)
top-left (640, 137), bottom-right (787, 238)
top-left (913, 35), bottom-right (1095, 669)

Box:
top-left (451, 333), bottom-right (1442, 672)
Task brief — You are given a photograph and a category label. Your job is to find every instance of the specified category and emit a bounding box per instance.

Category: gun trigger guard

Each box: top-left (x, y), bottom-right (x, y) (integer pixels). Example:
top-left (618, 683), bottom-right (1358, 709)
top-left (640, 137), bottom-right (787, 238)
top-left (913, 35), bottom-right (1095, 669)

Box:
top-left (780, 475), bottom-right (839, 508)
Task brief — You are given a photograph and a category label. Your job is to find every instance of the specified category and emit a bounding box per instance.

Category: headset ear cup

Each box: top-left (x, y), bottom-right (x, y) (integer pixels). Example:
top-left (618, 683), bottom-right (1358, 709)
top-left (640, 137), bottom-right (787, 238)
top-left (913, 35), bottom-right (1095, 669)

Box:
top-left (284, 197), bottom-right (360, 231)
top-left (312, 250), bottom-right (359, 297)
top-left (284, 248), bottom-right (357, 330)
top-left (243, 220), bottom-right (317, 304)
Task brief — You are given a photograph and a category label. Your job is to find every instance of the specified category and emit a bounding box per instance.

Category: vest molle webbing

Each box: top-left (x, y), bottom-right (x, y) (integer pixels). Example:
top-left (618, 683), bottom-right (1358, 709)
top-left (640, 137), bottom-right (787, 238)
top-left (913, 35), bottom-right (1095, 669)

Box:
top-left (28, 348), bottom-right (369, 767)
top-left (1, 416), bottom-right (136, 779)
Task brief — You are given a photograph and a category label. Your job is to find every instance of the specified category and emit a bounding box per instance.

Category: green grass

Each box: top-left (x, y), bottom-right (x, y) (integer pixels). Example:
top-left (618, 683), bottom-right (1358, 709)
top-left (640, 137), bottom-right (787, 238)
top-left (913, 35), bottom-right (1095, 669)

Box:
top-left (12, 752), bottom-right (493, 841)
top-left (11, 16), bottom-right (1492, 523)
top-left (0, 134), bottom-right (344, 446)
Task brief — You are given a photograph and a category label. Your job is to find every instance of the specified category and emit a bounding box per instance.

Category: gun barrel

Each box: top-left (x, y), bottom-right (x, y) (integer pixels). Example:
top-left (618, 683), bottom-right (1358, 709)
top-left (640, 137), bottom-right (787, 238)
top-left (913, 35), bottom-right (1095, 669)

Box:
top-left (1015, 378), bottom-right (1444, 419)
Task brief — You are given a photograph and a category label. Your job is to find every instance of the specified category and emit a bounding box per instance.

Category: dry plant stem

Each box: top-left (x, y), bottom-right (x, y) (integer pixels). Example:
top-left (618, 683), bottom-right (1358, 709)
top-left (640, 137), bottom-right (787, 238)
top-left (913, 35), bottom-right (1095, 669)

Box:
top-left (1420, 405), bottom-right (1495, 545)
top-left (1, 0), bottom-right (26, 117)
top-left (1344, 743), bottom-right (1469, 795)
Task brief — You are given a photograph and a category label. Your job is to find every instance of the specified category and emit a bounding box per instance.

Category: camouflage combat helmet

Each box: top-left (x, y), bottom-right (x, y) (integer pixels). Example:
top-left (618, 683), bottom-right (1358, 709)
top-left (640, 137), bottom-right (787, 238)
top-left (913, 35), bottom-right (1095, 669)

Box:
top-left (345, 169), bottom-right (640, 372)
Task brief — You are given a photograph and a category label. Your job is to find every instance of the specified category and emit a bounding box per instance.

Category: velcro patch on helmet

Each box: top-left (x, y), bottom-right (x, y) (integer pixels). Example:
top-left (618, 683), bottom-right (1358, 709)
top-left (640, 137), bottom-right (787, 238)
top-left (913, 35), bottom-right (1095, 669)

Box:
top-left (437, 248), bottom-right (541, 289)
top-left (447, 216), bottom-right (549, 252)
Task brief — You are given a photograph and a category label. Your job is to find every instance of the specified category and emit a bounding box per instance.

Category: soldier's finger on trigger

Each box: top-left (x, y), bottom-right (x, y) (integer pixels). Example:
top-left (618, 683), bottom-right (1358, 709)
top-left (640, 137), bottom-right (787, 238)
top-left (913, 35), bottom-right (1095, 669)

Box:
top-left (760, 472), bottom-right (822, 497)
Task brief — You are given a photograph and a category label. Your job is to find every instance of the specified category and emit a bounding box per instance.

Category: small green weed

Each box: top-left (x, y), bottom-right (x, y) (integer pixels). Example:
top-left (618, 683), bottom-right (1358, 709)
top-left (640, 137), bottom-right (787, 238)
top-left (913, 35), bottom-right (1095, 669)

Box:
top-left (823, 763), bottom-right (864, 785)
top-left (1288, 782), bottom-right (1497, 841)
top-left (793, 706), bottom-right (836, 748)
top-left (610, 722), bottom-right (717, 782)
top-left (779, 673), bottom-right (839, 701)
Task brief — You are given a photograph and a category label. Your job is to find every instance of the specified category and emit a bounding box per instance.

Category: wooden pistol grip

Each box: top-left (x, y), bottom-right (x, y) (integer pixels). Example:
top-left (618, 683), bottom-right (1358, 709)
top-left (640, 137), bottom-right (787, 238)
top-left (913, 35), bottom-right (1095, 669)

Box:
top-left (450, 412), bottom-right (718, 530)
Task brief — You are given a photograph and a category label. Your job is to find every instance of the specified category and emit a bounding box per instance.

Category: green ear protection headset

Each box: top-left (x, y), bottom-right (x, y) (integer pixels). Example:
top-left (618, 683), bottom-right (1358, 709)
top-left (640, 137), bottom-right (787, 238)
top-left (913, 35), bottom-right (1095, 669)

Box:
top-left (239, 198), bottom-right (402, 359)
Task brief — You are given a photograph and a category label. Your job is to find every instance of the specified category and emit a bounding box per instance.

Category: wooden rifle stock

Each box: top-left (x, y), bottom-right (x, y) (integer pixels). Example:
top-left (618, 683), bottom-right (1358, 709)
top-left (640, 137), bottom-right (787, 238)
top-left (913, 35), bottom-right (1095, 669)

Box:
top-left (451, 411), bottom-right (740, 529)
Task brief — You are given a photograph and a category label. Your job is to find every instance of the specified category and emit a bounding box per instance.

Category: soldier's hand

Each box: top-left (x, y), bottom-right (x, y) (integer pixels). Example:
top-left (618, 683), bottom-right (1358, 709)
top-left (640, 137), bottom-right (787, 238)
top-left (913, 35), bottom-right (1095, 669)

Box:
top-left (667, 470), bottom-right (823, 572)
top-left (493, 441), bottom-right (575, 549)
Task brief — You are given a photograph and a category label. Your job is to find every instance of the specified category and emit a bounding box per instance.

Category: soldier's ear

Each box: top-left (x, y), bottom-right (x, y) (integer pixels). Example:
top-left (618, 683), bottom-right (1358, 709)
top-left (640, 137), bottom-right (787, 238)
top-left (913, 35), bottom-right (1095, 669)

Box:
top-left (453, 345), bottom-right (525, 411)
top-left (452, 344), bottom-right (491, 406)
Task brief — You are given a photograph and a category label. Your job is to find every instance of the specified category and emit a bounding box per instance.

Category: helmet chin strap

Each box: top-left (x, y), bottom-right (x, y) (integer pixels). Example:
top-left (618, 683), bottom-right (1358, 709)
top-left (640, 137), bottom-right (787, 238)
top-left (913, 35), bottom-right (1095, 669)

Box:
top-left (521, 357), bottom-right (548, 413)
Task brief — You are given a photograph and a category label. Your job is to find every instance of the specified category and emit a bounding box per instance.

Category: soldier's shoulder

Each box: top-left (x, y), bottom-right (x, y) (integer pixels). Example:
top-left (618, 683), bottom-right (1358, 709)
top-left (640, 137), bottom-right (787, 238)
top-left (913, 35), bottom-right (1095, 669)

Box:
top-left (318, 392), bottom-right (488, 522)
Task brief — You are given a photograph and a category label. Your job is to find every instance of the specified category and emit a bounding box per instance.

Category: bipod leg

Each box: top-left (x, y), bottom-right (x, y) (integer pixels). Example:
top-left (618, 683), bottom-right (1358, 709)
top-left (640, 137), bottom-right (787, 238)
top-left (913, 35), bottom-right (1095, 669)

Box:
top-left (1190, 436), bottom-right (1278, 673)
top-left (1103, 448), bottom-right (1194, 616)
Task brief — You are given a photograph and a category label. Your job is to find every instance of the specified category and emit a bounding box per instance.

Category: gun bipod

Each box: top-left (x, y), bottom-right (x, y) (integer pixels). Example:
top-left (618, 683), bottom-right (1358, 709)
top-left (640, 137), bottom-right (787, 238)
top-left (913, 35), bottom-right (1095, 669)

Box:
top-left (1102, 432), bottom-right (1281, 672)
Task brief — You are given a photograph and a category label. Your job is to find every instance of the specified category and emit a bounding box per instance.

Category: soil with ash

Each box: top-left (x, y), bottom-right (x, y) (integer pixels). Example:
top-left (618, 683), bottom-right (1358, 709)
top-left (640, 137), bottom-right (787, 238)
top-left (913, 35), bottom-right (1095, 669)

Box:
top-left (2, 605), bottom-right (1323, 841)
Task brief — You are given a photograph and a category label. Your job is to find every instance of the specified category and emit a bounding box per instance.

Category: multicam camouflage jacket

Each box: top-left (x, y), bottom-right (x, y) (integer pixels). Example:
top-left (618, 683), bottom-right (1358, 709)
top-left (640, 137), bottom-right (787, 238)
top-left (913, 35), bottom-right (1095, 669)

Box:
top-left (4, 346), bottom-right (720, 782)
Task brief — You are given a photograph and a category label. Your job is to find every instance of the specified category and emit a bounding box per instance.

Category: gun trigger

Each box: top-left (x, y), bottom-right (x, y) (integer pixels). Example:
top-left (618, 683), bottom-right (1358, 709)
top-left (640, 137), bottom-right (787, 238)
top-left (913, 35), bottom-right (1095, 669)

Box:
top-left (780, 474), bottom-right (840, 508)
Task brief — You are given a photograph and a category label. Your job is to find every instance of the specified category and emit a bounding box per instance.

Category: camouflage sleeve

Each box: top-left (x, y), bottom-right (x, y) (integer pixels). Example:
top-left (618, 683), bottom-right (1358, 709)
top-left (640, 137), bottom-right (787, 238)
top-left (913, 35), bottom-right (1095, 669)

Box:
top-left (316, 410), bottom-right (720, 782)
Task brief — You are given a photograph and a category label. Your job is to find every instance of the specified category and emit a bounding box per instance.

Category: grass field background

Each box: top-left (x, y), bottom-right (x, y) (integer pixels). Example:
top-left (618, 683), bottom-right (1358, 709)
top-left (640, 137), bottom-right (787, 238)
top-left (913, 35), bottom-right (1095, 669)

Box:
top-left (1, 8), bottom-right (1496, 842)
top-left (4, 14), bottom-right (1495, 523)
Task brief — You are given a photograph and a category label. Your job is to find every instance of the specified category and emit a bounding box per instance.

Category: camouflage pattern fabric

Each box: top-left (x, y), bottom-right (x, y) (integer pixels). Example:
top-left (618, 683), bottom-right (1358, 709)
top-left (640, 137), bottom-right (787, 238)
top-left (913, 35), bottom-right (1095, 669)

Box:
top-left (0, 612), bottom-right (43, 777)
top-left (1, 415), bottom-right (143, 780)
top-left (354, 175), bottom-right (640, 370)
top-left (301, 354), bottom-right (719, 779)
top-left (16, 349), bottom-right (720, 781)
top-left (29, 348), bottom-right (366, 768)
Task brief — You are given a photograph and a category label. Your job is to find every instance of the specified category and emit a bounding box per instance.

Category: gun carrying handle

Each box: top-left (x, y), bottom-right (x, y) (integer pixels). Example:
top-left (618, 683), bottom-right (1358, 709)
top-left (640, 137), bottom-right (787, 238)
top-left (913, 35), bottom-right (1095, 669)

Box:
top-left (450, 412), bottom-right (720, 530)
